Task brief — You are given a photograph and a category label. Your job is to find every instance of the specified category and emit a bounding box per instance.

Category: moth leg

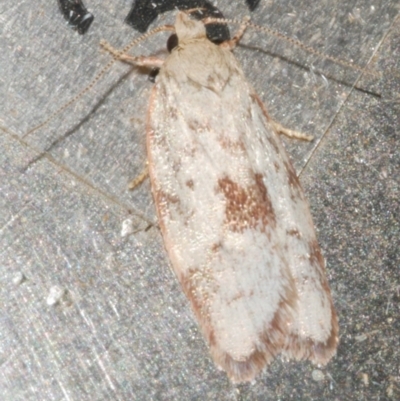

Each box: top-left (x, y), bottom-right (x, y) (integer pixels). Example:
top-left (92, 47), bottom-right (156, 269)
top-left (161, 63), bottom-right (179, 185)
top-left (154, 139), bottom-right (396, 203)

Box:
top-left (270, 120), bottom-right (314, 141)
top-left (128, 164), bottom-right (149, 190)
top-left (252, 92), bottom-right (313, 141)
top-left (100, 40), bottom-right (164, 68)
top-left (220, 16), bottom-right (250, 50)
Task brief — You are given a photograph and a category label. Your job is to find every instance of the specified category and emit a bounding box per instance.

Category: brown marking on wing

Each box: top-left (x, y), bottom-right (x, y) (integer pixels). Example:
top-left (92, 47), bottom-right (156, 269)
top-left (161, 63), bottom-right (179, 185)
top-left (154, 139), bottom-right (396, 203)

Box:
top-left (307, 240), bottom-right (336, 308)
top-left (217, 173), bottom-right (276, 232)
top-left (250, 93), bottom-right (272, 122)
top-left (287, 228), bottom-right (301, 238)
top-left (186, 179), bottom-right (194, 189)
top-left (146, 86), bottom-right (169, 151)
top-left (308, 239), bottom-right (325, 270)
top-left (250, 93), bottom-right (281, 155)
top-left (217, 136), bottom-right (246, 152)
top-left (168, 106), bottom-right (179, 120)
top-left (187, 118), bottom-right (210, 132)
top-left (153, 189), bottom-right (181, 220)
top-left (155, 187), bottom-right (197, 228)
top-left (181, 270), bottom-right (210, 317)
top-left (180, 268), bottom-right (216, 348)
top-left (245, 104), bottom-right (253, 121)
top-left (267, 135), bottom-right (281, 155)
top-left (284, 160), bottom-right (302, 191)
top-left (210, 242), bottom-right (222, 253)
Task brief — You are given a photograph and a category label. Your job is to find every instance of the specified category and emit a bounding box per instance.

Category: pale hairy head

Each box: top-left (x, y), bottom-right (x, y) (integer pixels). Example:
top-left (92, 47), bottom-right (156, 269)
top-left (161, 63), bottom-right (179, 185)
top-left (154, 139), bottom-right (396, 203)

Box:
top-left (174, 12), bottom-right (207, 43)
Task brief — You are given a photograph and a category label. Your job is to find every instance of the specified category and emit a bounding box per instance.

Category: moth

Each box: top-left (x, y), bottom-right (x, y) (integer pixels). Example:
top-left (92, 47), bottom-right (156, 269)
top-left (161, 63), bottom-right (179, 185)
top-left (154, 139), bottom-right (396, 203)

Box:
top-left (99, 11), bottom-right (339, 383)
top-left (36, 11), bottom-right (339, 383)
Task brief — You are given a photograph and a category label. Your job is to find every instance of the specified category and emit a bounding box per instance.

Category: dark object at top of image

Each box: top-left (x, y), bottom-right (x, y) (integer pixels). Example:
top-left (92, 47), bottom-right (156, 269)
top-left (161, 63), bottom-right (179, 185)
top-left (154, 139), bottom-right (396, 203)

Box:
top-left (57, 0), bottom-right (94, 34)
top-left (246, 0), bottom-right (260, 11)
top-left (125, 0), bottom-right (231, 43)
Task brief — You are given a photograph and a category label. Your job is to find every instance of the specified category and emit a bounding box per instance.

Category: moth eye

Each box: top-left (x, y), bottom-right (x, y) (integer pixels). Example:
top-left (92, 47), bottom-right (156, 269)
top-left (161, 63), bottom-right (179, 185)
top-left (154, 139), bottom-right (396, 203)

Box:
top-left (148, 68), bottom-right (160, 82)
top-left (167, 34), bottom-right (179, 52)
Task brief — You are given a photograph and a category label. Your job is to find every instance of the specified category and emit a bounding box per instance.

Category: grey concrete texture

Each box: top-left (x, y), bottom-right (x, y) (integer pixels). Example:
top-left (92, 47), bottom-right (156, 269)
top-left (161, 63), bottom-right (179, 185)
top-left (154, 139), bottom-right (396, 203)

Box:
top-left (0, 0), bottom-right (399, 399)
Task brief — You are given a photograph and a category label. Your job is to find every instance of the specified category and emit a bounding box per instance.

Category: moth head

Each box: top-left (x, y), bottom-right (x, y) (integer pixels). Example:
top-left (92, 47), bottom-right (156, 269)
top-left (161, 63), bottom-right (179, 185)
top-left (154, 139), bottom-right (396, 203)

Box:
top-left (174, 12), bottom-right (206, 43)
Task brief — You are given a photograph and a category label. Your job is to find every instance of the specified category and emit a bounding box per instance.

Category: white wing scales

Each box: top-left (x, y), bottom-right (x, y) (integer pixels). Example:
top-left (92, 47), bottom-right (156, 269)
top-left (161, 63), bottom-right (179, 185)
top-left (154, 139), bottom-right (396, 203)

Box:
top-left (146, 14), bottom-right (338, 382)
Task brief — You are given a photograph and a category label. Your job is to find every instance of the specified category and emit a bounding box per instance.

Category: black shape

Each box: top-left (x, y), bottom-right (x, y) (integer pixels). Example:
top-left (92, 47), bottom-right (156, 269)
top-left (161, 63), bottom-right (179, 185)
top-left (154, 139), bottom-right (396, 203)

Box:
top-left (148, 68), bottom-right (160, 82)
top-left (125, 0), bottom-right (230, 43)
top-left (57, 0), bottom-right (94, 34)
top-left (246, 0), bottom-right (260, 11)
top-left (166, 33), bottom-right (178, 52)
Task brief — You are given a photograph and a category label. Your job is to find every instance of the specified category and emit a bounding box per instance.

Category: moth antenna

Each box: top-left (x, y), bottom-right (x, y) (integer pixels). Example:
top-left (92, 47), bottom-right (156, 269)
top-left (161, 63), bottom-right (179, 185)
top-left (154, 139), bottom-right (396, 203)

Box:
top-left (183, 7), bottom-right (208, 15)
top-left (203, 17), bottom-right (380, 77)
top-left (24, 24), bottom-right (174, 138)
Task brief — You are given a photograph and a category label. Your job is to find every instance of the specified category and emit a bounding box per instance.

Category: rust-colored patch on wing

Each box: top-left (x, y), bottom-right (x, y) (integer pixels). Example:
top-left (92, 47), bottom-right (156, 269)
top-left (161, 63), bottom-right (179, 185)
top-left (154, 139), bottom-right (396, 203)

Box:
top-left (308, 239), bottom-right (325, 270)
top-left (186, 179), bottom-right (194, 189)
top-left (308, 239), bottom-right (335, 299)
top-left (187, 118), bottom-right (211, 132)
top-left (180, 268), bottom-right (216, 347)
top-left (250, 93), bottom-right (272, 122)
top-left (153, 188), bottom-right (181, 219)
top-left (217, 173), bottom-right (276, 232)
top-left (210, 242), bottom-right (222, 253)
top-left (250, 93), bottom-right (281, 155)
top-left (284, 161), bottom-right (302, 191)
top-left (217, 135), bottom-right (246, 152)
top-left (287, 228), bottom-right (301, 238)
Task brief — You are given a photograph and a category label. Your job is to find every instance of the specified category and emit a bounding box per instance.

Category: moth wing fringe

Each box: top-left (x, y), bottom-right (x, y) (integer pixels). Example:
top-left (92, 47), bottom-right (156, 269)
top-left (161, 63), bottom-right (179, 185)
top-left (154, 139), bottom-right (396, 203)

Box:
top-left (209, 306), bottom-right (338, 383)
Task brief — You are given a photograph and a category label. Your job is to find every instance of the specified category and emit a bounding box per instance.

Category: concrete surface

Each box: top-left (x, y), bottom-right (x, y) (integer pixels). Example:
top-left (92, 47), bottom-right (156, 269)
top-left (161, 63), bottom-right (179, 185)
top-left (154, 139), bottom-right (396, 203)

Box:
top-left (0, 0), bottom-right (399, 399)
